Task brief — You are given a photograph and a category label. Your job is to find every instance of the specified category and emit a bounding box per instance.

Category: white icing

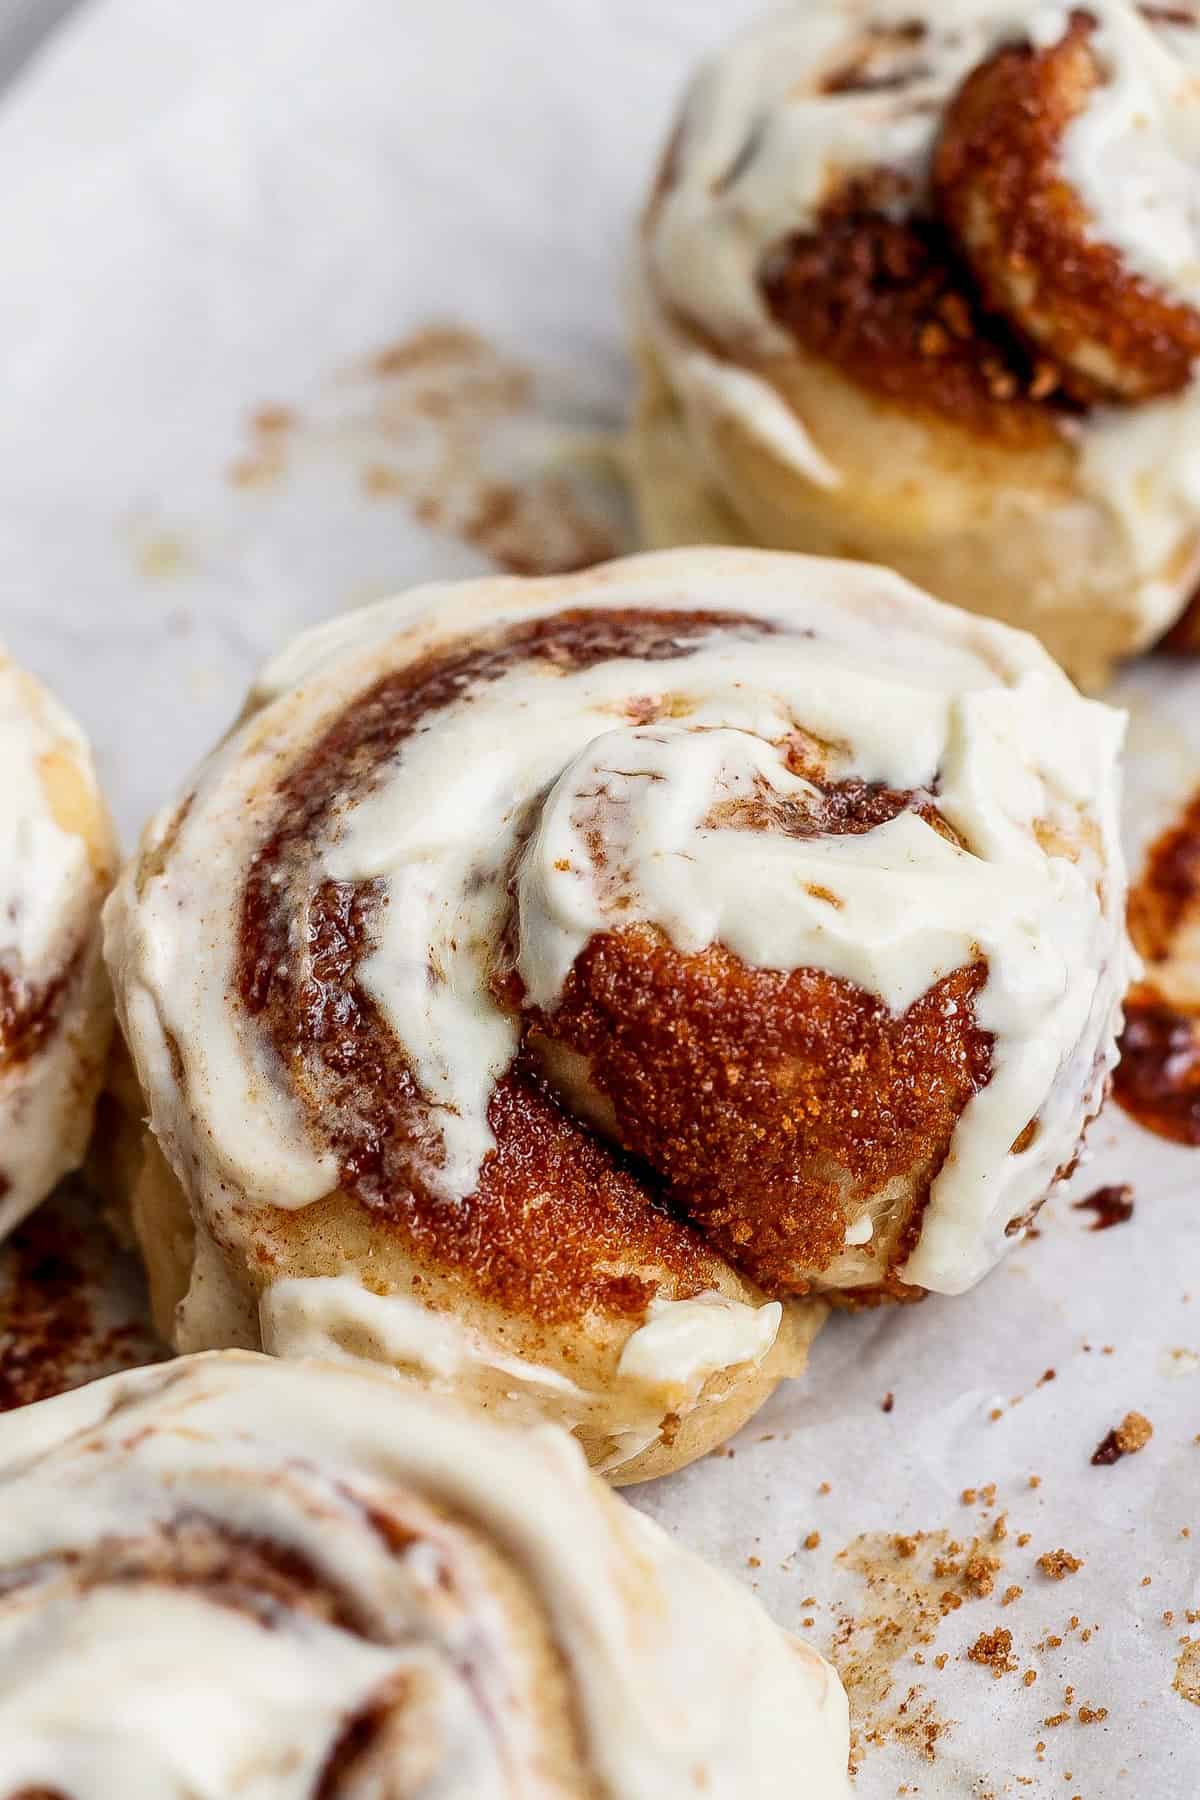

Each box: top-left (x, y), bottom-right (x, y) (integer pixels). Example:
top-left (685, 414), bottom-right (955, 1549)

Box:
top-left (0, 1351), bottom-right (852, 1798)
top-left (616, 1291), bottom-right (782, 1390)
top-left (105, 549), bottom-right (1129, 1306)
top-left (643, 1), bottom-right (1200, 601)
top-left (261, 1275), bottom-right (588, 1396)
top-left (0, 649), bottom-right (111, 1238)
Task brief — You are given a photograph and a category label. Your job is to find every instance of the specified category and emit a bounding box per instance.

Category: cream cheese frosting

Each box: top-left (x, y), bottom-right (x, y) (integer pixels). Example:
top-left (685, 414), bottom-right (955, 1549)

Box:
top-left (0, 648), bottom-right (114, 1237)
top-left (106, 550), bottom-right (1130, 1303)
top-left (0, 1351), bottom-right (852, 1798)
top-left (641, 0), bottom-right (1200, 600)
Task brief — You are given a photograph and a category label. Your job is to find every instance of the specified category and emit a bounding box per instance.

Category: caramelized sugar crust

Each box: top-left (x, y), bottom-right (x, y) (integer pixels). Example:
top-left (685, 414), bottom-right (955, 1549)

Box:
top-left (530, 929), bottom-right (991, 1295)
top-left (934, 12), bottom-right (1200, 403)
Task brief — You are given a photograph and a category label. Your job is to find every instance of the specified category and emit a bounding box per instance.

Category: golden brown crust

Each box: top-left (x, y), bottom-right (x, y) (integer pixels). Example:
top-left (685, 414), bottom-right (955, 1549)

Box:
top-left (934, 12), bottom-right (1200, 403)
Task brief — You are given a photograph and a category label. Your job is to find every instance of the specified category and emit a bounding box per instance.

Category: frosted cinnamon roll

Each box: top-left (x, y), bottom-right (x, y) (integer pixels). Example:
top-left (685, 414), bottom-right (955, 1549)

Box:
top-left (633, 0), bottom-right (1200, 688)
top-left (104, 550), bottom-right (1129, 1477)
top-left (0, 1350), bottom-right (852, 1796)
top-left (0, 648), bottom-right (116, 1238)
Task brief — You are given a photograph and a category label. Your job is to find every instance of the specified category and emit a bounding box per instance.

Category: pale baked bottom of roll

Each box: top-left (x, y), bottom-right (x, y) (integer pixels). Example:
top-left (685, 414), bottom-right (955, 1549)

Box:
top-left (0, 647), bottom-right (116, 1238)
top-left (103, 549), bottom-right (1130, 1479)
top-left (0, 1350), bottom-right (852, 1797)
top-left (633, 0), bottom-right (1200, 691)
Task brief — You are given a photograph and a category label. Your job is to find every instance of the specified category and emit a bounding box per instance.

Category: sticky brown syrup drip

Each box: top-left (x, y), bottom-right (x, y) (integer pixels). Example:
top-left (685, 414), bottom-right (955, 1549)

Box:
top-left (1116, 790), bottom-right (1200, 1144)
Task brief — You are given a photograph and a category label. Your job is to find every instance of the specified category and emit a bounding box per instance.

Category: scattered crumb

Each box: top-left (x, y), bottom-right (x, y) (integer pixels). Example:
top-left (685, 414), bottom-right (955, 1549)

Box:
top-left (1092, 1412), bottom-right (1154, 1465)
top-left (1038, 1550), bottom-right (1085, 1581)
top-left (966, 1627), bottom-right (1017, 1676)
top-left (804, 1532), bottom-right (822, 1551)
top-left (882, 1391), bottom-right (895, 1413)
top-left (1078, 1705), bottom-right (1108, 1724)
top-left (1002, 1585), bottom-right (1024, 1606)
top-left (1175, 1639), bottom-right (1200, 1706)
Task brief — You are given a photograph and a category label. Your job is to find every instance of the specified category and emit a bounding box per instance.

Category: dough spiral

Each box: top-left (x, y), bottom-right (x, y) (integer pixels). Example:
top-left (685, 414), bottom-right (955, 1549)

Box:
top-left (104, 550), bottom-right (1129, 1477)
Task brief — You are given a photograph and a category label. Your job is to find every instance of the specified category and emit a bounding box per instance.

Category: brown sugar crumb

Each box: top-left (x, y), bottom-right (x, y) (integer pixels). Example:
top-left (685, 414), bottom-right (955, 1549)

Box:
top-left (989, 1407), bottom-right (1004, 1421)
top-left (1017, 1533), bottom-right (1032, 1548)
top-left (1002, 1585), bottom-right (1024, 1606)
top-left (1092, 1411), bottom-right (1154, 1465)
top-left (818, 1481), bottom-right (832, 1495)
top-left (1023, 1669), bottom-right (1038, 1687)
top-left (1029, 1475), bottom-right (1042, 1489)
top-left (961, 1487), bottom-right (978, 1505)
top-left (935, 1653), bottom-right (948, 1670)
top-left (992, 1513), bottom-right (1009, 1542)
top-left (1165, 1611), bottom-right (1177, 1626)
top-left (966, 1627), bottom-right (1017, 1676)
top-left (1043, 1711), bottom-right (1071, 1728)
top-left (1175, 1639), bottom-right (1200, 1706)
top-left (747, 1555), bottom-right (761, 1569)
top-left (1141, 1575), bottom-right (1153, 1588)
top-left (1078, 1705), bottom-right (1109, 1724)
top-left (1038, 1549), bottom-right (1084, 1581)
top-left (804, 1532), bottom-right (822, 1551)
top-left (964, 1549), bottom-right (1002, 1597)
top-left (893, 1535), bottom-right (920, 1559)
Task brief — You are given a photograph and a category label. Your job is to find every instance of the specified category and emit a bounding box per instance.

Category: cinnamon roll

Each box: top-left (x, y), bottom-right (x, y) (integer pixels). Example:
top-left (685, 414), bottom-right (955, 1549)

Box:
top-left (103, 550), bottom-right (1129, 1477)
top-left (0, 1350), bottom-right (852, 1796)
top-left (633, 0), bottom-right (1200, 688)
top-left (0, 648), bottom-right (115, 1238)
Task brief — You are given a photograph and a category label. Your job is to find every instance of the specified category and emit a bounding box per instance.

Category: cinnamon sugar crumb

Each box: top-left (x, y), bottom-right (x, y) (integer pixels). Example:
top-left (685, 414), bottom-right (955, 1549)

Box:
top-left (1078, 1705), bottom-right (1108, 1724)
top-left (1023, 1669), bottom-right (1037, 1686)
top-left (804, 1532), bottom-right (821, 1550)
top-left (1043, 1711), bottom-right (1071, 1728)
top-left (1002, 1585), bottom-right (1024, 1606)
top-left (966, 1627), bottom-right (1017, 1675)
top-left (1092, 1411), bottom-right (1153, 1465)
top-left (1038, 1549), bottom-right (1084, 1580)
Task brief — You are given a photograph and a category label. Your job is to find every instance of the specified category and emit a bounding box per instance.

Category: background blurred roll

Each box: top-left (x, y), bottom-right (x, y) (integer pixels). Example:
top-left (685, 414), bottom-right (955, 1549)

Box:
top-left (103, 550), bottom-right (1129, 1478)
top-left (633, 0), bottom-right (1200, 689)
top-left (0, 646), bottom-right (115, 1239)
top-left (0, 1349), bottom-right (852, 1797)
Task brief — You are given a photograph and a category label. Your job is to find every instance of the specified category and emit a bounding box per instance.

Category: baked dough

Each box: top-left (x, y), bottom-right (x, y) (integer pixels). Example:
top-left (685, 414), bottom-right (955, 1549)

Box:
top-left (0, 1349), bottom-right (852, 1797)
top-left (104, 551), bottom-right (1129, 1476)
top-left (633, 0), bottom-right (1200, 689)
top-left (0, 645), bottom-right (116, 1238)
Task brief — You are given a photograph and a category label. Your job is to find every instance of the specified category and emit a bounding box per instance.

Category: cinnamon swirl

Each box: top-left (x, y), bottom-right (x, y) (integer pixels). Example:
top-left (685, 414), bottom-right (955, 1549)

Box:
top-left (0, 648), bottom-right (115, 1239)
top-left (0, 1350), bottom-right (852, 1796)
top-left (634, 0), bottom-right (1200, 688)
top-left (103, 550), bottom-right (1130, 1477)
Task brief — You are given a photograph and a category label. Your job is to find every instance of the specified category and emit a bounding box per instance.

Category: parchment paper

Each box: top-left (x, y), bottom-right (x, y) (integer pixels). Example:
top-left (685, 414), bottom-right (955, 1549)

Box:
top-left (1, 2), bottom-right (1198, 1792)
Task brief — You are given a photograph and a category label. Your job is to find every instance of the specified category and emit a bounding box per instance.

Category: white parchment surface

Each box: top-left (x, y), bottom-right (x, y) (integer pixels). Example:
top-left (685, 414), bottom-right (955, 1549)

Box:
top-left (1, 2), bottom-right (1199, 1792)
